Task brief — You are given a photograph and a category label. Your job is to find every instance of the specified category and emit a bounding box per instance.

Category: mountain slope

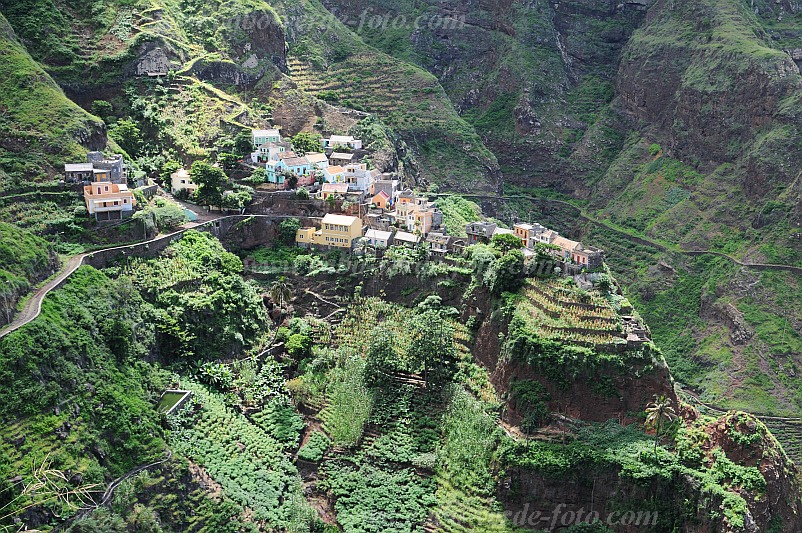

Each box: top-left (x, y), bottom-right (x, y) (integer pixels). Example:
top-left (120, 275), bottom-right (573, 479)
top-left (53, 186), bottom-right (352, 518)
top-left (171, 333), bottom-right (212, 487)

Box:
top-left (0, 12), bottom-right (107, 192)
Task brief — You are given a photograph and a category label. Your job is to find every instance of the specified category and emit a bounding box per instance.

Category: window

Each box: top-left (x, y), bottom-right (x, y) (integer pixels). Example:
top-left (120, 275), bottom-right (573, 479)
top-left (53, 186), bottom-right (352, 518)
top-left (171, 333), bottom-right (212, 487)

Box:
top-left (97, 187), bottom-right (101, 194)
top-left (114, 201), bottom-right (119, 206)
top-left (124, 199), bottom-right (127, 204)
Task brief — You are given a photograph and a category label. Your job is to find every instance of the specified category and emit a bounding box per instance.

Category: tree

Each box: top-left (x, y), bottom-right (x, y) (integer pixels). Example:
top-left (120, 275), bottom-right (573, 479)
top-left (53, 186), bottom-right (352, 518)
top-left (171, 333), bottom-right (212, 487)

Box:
top-left (645, 395), bottom-right (677, 455)
top-left (284, 172), bottom-right (299, 190)
top-left (159, 160), bottom-right (181, 186)
top-left (217, 152), bottom-right (240, 171)
top-left (286, 333), bottom-right (312, 358)
top-left (296, 188), bottom-right (309, 200)
top-left (595, 273), bottom-right (613, 294)
top-left (407, 310), bottom-right (458, 387)
top-left (279, 218), bottom-right (301, 245)
top-left (90, 100), bottom-right (113, 121)
top-left (485, 249), bottom-right (525, 295)
top-left (491, 233), bottom-right (524, 254)
top-left (291, 132), bottom-right (322, 155)
top-left (269, 278), bottom-right (293, 309)
top-left (234, 129), bottom-right (254, 158)
top-left (364, 330), bottom-right (401, 386)
top-left (248, 167), bottom-right (267, 185)
top-left (190, 161), bottom-right (227, 208)
top-left (108, 119), bottom-right (143, 157)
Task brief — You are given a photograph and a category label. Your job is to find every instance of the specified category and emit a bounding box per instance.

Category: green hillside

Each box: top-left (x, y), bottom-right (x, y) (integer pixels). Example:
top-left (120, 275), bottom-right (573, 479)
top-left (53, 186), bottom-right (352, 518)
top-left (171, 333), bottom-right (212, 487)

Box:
top-left (0, 12), bottom-right (107, 192)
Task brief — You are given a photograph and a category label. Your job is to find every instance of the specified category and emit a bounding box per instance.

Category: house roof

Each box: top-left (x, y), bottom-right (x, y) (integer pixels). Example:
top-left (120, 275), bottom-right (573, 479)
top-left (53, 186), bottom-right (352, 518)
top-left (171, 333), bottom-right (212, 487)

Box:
top-left (253, 129), bottom-right (280, 137)
top-left (326, 165), bottom-right (345, 175)
top-left (284, 157), bottom-right (310, 167)
top-left (467, 222), bottom-right (496, 235)
top-left (266, 159), bottom-right (286, 168)
top-left (278, 151), bottom-right (298, 160)
top-left (515, 223), bottom-right (535, 231)
top-left (552, 235), bottom-right (581, 251)
top-left (322, 213), bottom-right (359, 226)
top-left (493, 228), bottom-right (515, 236)
top-left (394, 231), bottom-right (420, 243)
top-left (365, 229), bottom-right (392, 240)
top-left (329, 135), bottom-right (355, 143)
top-left (426, 232), bottom-right (451, 244)
top-left (171, 168), bottom-right (190, 179)
top-left (398, 189), bottom-right (415, 199)
top-left (330, 152), bottom-right (354, 160)
top-left (322, 183), bottom-right (349, 193)
top-left (65, 163), bottom-right (94, 172)
top-left (306, 152), bottom-right (328, 163)
top-left (373, 191), bottom-right (390, 201)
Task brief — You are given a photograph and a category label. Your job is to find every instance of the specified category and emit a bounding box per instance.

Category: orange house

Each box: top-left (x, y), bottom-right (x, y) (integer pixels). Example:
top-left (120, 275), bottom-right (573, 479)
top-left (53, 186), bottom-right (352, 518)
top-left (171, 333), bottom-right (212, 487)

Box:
top-left (372, 190), bottom-right (391, 210)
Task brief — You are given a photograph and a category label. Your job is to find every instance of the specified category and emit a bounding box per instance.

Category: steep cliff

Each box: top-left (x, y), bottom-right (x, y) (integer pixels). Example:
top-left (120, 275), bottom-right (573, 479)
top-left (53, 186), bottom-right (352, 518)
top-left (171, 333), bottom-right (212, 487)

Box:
top-left (0, 12), bottom-right (108, 191)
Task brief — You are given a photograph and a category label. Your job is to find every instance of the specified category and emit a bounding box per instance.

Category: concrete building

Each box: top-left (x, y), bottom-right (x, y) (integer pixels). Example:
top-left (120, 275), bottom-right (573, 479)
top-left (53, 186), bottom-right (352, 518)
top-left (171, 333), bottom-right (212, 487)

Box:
top-left (322, 135), bottom-right (363, 150)
top-left (83, 174), bottom-right (135, 221)
top-left (170, 168), bottom-right (197, 195)
top-left (296, 214), bottom-right (363, 250)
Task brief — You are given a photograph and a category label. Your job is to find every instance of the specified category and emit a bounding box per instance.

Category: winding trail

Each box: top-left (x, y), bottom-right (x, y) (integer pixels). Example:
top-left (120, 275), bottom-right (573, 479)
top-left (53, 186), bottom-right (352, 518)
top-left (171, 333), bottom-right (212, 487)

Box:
top-left (0, 214), bottom-right (317, 339)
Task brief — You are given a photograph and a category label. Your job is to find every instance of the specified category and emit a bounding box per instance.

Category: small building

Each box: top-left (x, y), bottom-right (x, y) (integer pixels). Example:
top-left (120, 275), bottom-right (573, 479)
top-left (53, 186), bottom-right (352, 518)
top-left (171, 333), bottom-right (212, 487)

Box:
top-left (84, 174), bottom-right (136, 221)
top-left (426, 232), bottom-right (453, 255)
top-left (296, 214), bottom-right (364, 250)
top-left (266, 159), bottom-right (288, 184)
top-left (372, 190), bottom-right (392, 210)
top-left (284, 156), bottom-right (312, 177)
top-left (344, 164), bottom-right (378, 194)
top-left (514, 223), bottom-right (536, 248)
top-left (466, 221), bottom-right (497, 245)
top-left (322, 165), bottom-right (345, 183)
top-left (252, 142), bottom-right (287, 164)
top-left (64, 163), bottom-right (94, 182)
top-left (306, 152), bottom-right (329, 170)
top-left (321, 182), bottom-right (349, 199)
top-left (394, 231), bottom-right (420, 247)
top-left (364, 229), bottom-right (393, 248)
top-left (87, 152), bottom-right (125, 183)
top-left (252, 129), bottom-right (281, 149)
top-left (170, 168), bottom-right (197, 195)
top-left (322, 135), bottom-right (363, 150)
top-left (372, 179), bottom-right (399, 202)
top-left (329, 152), bottom-right (354, 167)
top-left (295, 227), bottom-right (316, 248)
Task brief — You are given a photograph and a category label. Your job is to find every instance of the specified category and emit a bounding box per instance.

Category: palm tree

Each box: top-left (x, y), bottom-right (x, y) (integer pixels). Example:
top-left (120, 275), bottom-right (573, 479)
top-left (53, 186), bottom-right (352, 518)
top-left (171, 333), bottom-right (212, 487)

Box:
top-left (645, 395), bottom-right (678, 455)
top-left (269, 278), bottom-right (293, 310)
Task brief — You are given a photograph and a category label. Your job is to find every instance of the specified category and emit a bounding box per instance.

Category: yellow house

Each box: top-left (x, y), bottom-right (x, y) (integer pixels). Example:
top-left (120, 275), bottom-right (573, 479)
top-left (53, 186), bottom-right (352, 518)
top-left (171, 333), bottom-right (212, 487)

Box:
top-left (83, 174), bottom-right (136, 221)
top-left (296, 214), bottom-right (363, 249)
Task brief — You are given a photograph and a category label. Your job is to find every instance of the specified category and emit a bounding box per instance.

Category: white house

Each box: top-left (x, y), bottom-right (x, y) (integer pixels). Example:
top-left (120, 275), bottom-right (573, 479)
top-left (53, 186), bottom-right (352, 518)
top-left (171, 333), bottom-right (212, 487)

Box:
top-left (170, 168), bottom-right (197, 195)
top-left (306, 152), bottom-right (329, 170)
top-left (252, 129), bottom-right (281, 148)
top-left (322, 165), bottom-right (346, 183)
top-left (343, 163), bottom-right (379, 194)
top-left (364, 229), bottom-right (393, 248)
top-left (322, 135), bottom-right (362, 150)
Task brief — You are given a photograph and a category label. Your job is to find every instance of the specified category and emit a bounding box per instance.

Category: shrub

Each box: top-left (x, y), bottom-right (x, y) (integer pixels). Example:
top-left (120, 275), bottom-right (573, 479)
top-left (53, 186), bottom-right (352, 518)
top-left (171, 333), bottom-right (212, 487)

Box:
top-left (298, 431), bottom-right (331, 462)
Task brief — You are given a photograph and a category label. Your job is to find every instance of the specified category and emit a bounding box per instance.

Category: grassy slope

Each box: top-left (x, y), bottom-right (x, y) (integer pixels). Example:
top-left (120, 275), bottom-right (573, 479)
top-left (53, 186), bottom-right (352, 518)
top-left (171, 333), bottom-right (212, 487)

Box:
top-left (590, 0), bottom-right (802, 265)
top-left (272, 0), bottom-right (499, 192)
top-left (0, 12), bottom-right (107, 192)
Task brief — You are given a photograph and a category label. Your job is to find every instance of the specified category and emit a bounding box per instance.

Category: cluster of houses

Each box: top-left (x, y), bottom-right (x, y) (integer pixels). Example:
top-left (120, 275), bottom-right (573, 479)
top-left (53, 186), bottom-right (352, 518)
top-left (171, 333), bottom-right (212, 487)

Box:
top-left (248, 129), bottom-right (373, 193)
top-left (65, 152), bottom-right (136, 221)
top-left (296, 211), bottom-right (605, 271)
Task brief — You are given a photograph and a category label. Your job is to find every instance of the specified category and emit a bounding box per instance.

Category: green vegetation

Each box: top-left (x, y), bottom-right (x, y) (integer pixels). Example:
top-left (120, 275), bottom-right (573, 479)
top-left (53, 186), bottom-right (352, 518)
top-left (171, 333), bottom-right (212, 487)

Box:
top-left (0, 222), bottom-right (55, 317)
top-left (0, 13), bottom-right (104, 191)
top-left (434, 195), bottom-right (482, 237)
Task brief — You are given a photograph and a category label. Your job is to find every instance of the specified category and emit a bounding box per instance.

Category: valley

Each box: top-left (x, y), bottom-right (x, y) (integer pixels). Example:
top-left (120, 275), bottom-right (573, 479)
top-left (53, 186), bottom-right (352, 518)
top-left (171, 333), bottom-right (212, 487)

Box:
top-left (0, 0), bottom-right (801, 531)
